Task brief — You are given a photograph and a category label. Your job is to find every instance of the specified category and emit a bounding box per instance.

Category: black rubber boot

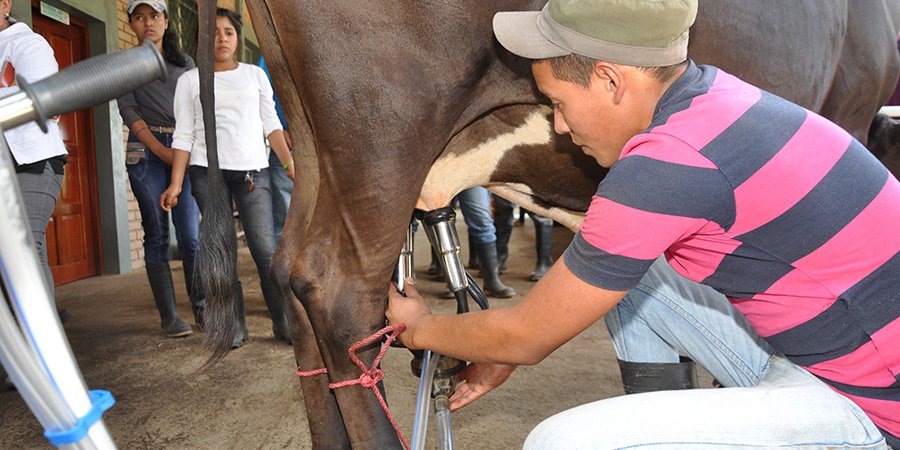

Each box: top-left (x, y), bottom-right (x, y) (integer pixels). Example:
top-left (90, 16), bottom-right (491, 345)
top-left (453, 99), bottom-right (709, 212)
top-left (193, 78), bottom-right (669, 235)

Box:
top-left (529, 216), bottom-right (554, 281)
top-left (493, 195), bottom-right (514, 275)
top-left (466, 235), bottom-right (480, 272)
top-left (427, 247), bottom-right (441, 276)
top-left (474, 242), bottom-right (516, 298)
top-left (232, 280), bottom-right (248, 348)
top-left (146, 263), bottom-right (192, 338)
top-left (260, 282), bottom-right (290, 344)
top-left (428, 247), bottom-right (447, 282)
top-left (182, 261), bottom-right (205, 330)
top-left (617, 357), bottom-right (698, 394)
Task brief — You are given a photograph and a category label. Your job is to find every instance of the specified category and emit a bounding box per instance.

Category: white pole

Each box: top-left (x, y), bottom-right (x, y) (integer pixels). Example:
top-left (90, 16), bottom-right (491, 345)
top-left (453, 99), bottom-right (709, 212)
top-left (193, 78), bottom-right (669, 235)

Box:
top-left (0, 128), bottom-right (116, 449)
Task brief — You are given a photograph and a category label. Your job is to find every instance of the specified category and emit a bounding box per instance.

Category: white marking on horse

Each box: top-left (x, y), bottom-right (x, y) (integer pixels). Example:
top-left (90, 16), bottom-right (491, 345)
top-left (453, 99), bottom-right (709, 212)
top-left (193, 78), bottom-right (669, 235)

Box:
top-left (417, 108), bottom-right (551, 209)
top-left (417, 106), bottom-right (585, 231)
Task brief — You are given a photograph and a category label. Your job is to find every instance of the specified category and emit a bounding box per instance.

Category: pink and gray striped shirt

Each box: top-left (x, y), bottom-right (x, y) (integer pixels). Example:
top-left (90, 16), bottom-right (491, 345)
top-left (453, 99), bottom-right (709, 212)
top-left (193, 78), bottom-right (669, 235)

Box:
top-left (564, 62), bottom-right (900, 441)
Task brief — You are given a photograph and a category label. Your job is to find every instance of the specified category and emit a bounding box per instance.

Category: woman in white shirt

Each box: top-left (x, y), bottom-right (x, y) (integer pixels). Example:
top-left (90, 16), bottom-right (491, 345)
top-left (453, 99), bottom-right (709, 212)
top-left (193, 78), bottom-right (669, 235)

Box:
top-left (160, 8), bottom-right (294, 348)
top-left (0, 4), bottom-right (67, 313)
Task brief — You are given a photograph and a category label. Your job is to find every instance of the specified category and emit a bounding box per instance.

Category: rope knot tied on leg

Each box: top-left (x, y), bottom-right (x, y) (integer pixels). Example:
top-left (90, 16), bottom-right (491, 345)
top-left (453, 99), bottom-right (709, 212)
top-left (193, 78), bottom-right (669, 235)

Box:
top-left (295, 323), bottom-right (410, 449)
top-left (360, 368), bottom-right (384, 389)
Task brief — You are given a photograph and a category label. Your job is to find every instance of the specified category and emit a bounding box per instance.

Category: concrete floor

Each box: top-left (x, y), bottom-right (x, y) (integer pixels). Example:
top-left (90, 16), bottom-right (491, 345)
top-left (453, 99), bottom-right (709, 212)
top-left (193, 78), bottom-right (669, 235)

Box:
top-left (1, 213), bottom-right (713, 449)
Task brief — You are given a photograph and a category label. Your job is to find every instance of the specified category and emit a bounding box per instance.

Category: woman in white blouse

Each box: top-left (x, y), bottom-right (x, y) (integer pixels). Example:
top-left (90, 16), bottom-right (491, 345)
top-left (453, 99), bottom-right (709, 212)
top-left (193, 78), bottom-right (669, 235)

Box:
top-left (160, 7), bottom-right (294, 348)
top-left (0, 3), bottom-right (67, 315)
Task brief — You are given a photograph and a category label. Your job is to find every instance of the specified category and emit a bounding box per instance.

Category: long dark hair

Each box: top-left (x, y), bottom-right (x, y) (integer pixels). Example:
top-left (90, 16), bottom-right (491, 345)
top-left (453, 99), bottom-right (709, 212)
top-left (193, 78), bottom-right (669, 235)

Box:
top-left (161, 27), bottom-right (188, 68)
top-left (128, 11), bottom-right (188, 68)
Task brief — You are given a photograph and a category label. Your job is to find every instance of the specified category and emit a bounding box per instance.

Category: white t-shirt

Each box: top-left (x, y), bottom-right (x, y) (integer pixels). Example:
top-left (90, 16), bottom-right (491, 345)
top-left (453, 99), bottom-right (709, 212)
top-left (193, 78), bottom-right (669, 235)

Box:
top-left (172, 62), bottom-right (282, 170)
top-left (0, 22), bottom-right (67, 165)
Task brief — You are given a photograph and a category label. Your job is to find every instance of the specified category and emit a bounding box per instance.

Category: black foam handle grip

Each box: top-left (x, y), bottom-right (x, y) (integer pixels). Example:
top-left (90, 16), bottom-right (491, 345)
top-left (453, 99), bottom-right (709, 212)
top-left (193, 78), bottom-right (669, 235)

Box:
top-left (17, 39), bottom-right (166, 124)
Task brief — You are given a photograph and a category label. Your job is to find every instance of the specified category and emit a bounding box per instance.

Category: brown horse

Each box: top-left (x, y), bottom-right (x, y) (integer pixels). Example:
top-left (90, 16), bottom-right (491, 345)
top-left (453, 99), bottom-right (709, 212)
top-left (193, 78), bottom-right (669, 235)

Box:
top-left (195, 1), bottom-right (900, 448)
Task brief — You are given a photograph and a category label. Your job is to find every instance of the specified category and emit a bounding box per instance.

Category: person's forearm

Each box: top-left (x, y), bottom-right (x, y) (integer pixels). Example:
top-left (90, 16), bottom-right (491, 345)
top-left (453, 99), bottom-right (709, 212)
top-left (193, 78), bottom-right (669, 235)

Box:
top-left (408, 307), bottom-right (548, 365)
top-left (169, 149), bottom-right (190, 188)
top-left (268, 129), bottom-right (292, 167)
top-left (402, 262), bottom-right (627, 366)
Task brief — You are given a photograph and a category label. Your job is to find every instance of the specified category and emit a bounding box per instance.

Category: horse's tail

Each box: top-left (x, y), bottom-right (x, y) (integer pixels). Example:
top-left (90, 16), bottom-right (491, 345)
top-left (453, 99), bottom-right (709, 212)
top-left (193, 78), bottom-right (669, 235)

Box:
top-left (196, 0), bottom-right (236, 367)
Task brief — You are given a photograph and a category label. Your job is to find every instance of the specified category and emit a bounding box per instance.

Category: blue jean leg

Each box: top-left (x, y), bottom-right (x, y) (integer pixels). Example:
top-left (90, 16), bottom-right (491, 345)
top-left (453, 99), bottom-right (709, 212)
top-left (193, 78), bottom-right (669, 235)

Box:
top-left (190, 167), bottom-right (285, 326)
top-left (267, 150), bottom-right (292, 243)
top-left (455, 186), bottom-right (496, 244)
top-left (229, 170), bottom-right (278, 296)
top-left (604, 256), bottom-right (774, 388)
top-left (126, 132), bottom-right (200, 270)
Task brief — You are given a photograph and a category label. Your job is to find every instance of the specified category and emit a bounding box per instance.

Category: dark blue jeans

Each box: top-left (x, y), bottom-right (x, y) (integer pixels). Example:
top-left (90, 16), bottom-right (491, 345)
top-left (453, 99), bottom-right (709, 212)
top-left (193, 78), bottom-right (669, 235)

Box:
top-left (126, 132), bottom-right (200, 269)
top-left (188, 166), bottom-right (284, 324)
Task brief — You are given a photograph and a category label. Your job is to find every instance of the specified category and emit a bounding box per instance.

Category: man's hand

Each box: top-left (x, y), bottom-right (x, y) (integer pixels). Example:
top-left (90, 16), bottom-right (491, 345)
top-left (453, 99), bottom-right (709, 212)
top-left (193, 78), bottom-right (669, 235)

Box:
top-left (386, 278), bottom-right (432, 348)
top-left (449, 362), bottom-right (517, 411)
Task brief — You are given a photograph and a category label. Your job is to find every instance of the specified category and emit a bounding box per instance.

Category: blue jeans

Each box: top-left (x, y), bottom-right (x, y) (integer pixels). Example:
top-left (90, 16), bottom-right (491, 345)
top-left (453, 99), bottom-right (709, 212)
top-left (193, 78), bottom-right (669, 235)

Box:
top-left (126, 132), bottom-right (200, 269)
top-left (455, 187), bottom-right (496, 244)
top-left (188, 167), bottom-right (284, 324)
top-left (525, 257), bottom-right (889, 449)
top-left (267, 150), bottom-right (292, 243)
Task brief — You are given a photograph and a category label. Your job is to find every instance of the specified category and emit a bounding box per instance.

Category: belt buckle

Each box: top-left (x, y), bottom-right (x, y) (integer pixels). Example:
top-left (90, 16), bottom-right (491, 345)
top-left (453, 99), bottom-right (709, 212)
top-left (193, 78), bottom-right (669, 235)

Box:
top-left (149, 125), bottom-right (174, 134)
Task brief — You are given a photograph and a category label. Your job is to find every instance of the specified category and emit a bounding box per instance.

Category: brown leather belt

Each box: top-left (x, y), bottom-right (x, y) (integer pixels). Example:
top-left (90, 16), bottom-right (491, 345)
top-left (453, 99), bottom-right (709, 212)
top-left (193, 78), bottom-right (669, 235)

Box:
top-left (148, 125), bottom-right (175, 134)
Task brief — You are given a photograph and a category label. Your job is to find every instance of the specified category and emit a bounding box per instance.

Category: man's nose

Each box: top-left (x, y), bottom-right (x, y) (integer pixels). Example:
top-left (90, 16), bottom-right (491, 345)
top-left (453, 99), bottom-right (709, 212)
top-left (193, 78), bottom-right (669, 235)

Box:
top-left (553, 110), bottom-right (570, 135)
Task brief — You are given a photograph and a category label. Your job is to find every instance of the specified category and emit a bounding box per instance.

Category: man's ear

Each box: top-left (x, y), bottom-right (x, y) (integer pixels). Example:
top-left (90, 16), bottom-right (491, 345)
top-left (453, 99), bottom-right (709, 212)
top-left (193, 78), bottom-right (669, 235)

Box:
top-left (592, 61), bottom-right (626, 104)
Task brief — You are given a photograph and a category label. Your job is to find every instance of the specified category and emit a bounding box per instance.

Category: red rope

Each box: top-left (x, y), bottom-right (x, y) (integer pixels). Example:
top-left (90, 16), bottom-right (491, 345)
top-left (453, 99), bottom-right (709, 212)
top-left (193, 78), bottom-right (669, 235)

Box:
top-left (295, 323), bottom-right (410, 450)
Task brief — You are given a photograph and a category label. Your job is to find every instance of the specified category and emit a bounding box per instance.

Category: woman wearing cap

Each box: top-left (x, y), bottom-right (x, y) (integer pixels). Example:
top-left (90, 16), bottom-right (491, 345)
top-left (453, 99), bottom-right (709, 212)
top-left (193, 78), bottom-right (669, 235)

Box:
top-left (117, 0), bottom-right (203, 338)
top-left (160, 8), bottom-right (294, 348)
top-left (0, 0), bottom-right (68, 315)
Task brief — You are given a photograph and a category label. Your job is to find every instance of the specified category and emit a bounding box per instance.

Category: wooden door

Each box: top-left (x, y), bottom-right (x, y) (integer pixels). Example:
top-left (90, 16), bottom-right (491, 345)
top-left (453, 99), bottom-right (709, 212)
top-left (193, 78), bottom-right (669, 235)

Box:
top-left (32, 10), bottom-right (101, 285)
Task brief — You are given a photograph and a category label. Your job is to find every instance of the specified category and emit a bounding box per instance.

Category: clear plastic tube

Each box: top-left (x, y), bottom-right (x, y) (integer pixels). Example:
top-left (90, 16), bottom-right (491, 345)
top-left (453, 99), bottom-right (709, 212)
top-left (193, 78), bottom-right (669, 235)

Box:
top-left (411, 350), bottom-right (440, 450)
top-left (434, 395), bottom-right (454, 450)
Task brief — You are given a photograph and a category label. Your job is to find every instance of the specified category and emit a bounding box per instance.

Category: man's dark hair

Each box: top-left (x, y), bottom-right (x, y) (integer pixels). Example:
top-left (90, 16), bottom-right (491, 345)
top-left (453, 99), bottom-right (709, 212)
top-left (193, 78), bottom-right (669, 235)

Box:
top-left (127, 10), bottom-right (188, 68)
top-left (545, 54), bottom-right (686, 88)
top-left (216, 7), bottom-right (242, 38)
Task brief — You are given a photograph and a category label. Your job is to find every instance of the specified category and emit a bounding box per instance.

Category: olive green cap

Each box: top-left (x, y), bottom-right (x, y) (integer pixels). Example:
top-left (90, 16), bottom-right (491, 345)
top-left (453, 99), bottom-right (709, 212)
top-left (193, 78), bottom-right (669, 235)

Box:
top-left (493, 0), bottom-right (698, 67)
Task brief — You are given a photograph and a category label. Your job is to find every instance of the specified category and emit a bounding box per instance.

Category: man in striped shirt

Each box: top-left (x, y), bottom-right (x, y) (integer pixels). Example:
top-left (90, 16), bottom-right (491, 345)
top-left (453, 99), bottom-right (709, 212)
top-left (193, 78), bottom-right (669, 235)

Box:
top-left (387, 0), bottom-right (898, 447)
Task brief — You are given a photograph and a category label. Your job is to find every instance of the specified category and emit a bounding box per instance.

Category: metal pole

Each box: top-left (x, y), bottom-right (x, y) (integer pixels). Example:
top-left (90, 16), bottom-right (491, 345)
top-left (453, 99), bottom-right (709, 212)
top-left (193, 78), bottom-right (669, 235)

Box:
top-left (0, 128), bottom-right (115, 449)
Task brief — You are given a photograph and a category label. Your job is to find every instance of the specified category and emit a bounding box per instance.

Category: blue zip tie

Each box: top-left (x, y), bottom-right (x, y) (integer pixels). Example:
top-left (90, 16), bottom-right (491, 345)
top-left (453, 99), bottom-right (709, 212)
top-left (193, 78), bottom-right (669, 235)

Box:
top-left (44, 390), bottom-right (116, 446)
